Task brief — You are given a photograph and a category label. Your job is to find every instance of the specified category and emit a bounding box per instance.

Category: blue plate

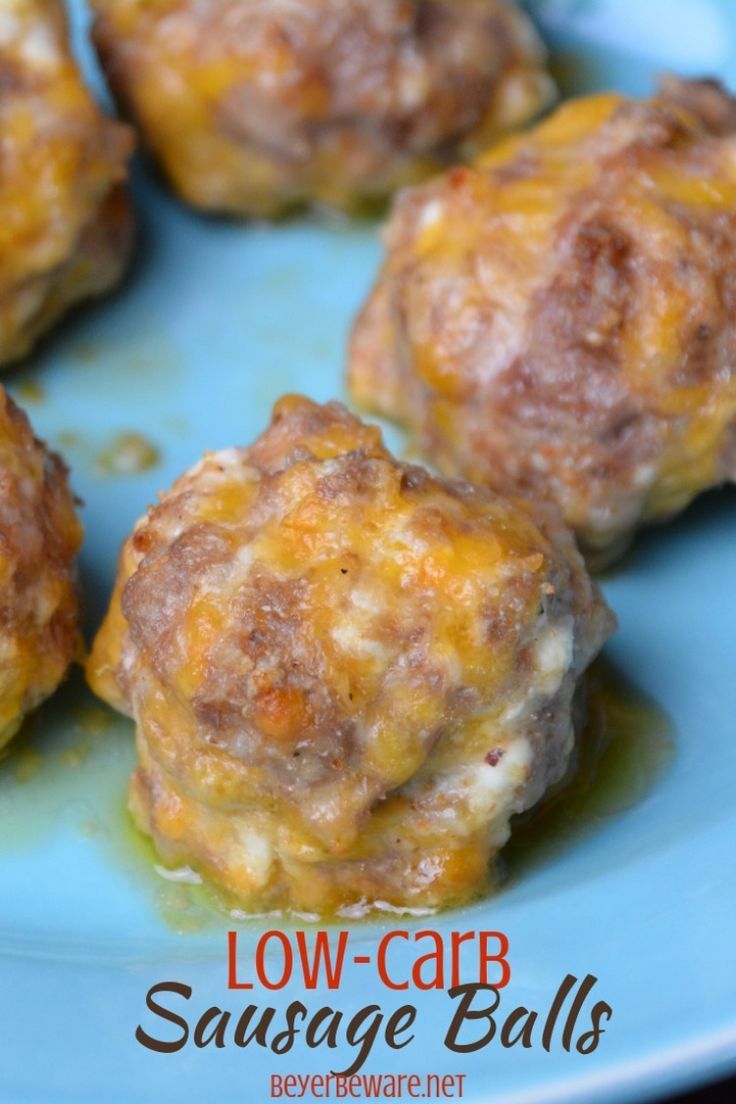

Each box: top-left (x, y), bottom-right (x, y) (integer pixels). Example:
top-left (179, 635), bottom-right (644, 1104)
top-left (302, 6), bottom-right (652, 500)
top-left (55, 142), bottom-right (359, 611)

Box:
top-left (1, 2), bottom-right (735, 1101)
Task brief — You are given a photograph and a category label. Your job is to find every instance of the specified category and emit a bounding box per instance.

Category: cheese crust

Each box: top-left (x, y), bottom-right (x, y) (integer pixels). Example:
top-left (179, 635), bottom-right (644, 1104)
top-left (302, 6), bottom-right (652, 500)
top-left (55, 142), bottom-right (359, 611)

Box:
top-left (350, 78), bottom-right (736, 563)
top-left (88, 397), bottom-right (613, 914)
top-left (0, 387), bottom-right (83, 749)
top-left (0, 0), bottom-right (134, 366)
top-left (91, 0), bottom-right (554, 216)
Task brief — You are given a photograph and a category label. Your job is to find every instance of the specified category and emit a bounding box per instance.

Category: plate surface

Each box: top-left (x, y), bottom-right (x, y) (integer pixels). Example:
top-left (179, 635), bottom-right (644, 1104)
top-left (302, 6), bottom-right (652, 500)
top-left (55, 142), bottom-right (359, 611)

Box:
top-left (1, 3), bottom-right (735, 1102)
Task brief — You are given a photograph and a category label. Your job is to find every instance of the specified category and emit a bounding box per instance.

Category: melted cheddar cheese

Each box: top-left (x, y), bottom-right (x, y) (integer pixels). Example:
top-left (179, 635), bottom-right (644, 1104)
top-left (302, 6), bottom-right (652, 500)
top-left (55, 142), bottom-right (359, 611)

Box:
top-left (350, 80), bottom-right (736, 560)
top-left (0, 387), bottom-right (82, 748)
top-left (88, 397), bottom-right (612, 914)
top-left (0, 0), bottom-right (134, 365)
top-left (91, 0), bottom-right (555, 216)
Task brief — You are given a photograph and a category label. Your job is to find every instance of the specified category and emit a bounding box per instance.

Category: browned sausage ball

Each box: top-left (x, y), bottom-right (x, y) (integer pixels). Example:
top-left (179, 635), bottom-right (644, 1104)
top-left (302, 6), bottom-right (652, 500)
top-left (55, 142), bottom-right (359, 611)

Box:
top-left (349, 78), bottom-right (736, 565)
top-left (0, 0), bottom-right (134, 367)
top-left (91, 0), bottom-right (554, 217)
top-left (87, 396), bottom-right (613, 915)
top-left (0, 387), bottom-right (83, 750)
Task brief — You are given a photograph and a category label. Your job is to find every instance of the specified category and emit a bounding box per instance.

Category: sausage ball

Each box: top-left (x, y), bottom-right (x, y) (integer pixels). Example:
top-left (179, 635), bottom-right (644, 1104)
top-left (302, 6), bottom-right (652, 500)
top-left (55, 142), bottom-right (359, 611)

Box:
top-left (350, 78), bottom-right (736, 565)
top-left (0, 387), bottom-right (83, 750)
top-left (0, 0), bottom-right (134, 367)
top-left (90, 0), bottom-right (554, 217)
top-left (87, 397), bottom-right (613, 914)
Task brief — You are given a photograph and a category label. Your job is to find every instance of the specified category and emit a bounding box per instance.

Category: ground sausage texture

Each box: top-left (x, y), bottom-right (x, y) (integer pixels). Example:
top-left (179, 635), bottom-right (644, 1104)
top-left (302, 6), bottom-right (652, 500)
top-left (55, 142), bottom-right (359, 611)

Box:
top-left (0, 0), bottom-right (134, 366)
top-left (350, 77), bottom-right (736, 564)
top-left (88, 397), bottom-right (613, 914)
top-left (0, 387), bottom-right (83, 749)
top-left (91, 0), bottom-right (554, 216)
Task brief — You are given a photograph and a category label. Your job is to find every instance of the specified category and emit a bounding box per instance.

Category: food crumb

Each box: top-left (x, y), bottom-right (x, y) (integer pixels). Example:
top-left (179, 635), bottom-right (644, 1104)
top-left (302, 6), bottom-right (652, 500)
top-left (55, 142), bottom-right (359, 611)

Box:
top-left (55, 431), bottom-right (83, 450)
top-left (95, 432), bottom-right (161, 476)
top-left (15, 381), bottom-right (45, 404)
top-left (61, 743), bottom-right (89, 768)
top-left (14, 748), bottom-right (43, 783)
top-left (74, 705), bottom-right (113, 737)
